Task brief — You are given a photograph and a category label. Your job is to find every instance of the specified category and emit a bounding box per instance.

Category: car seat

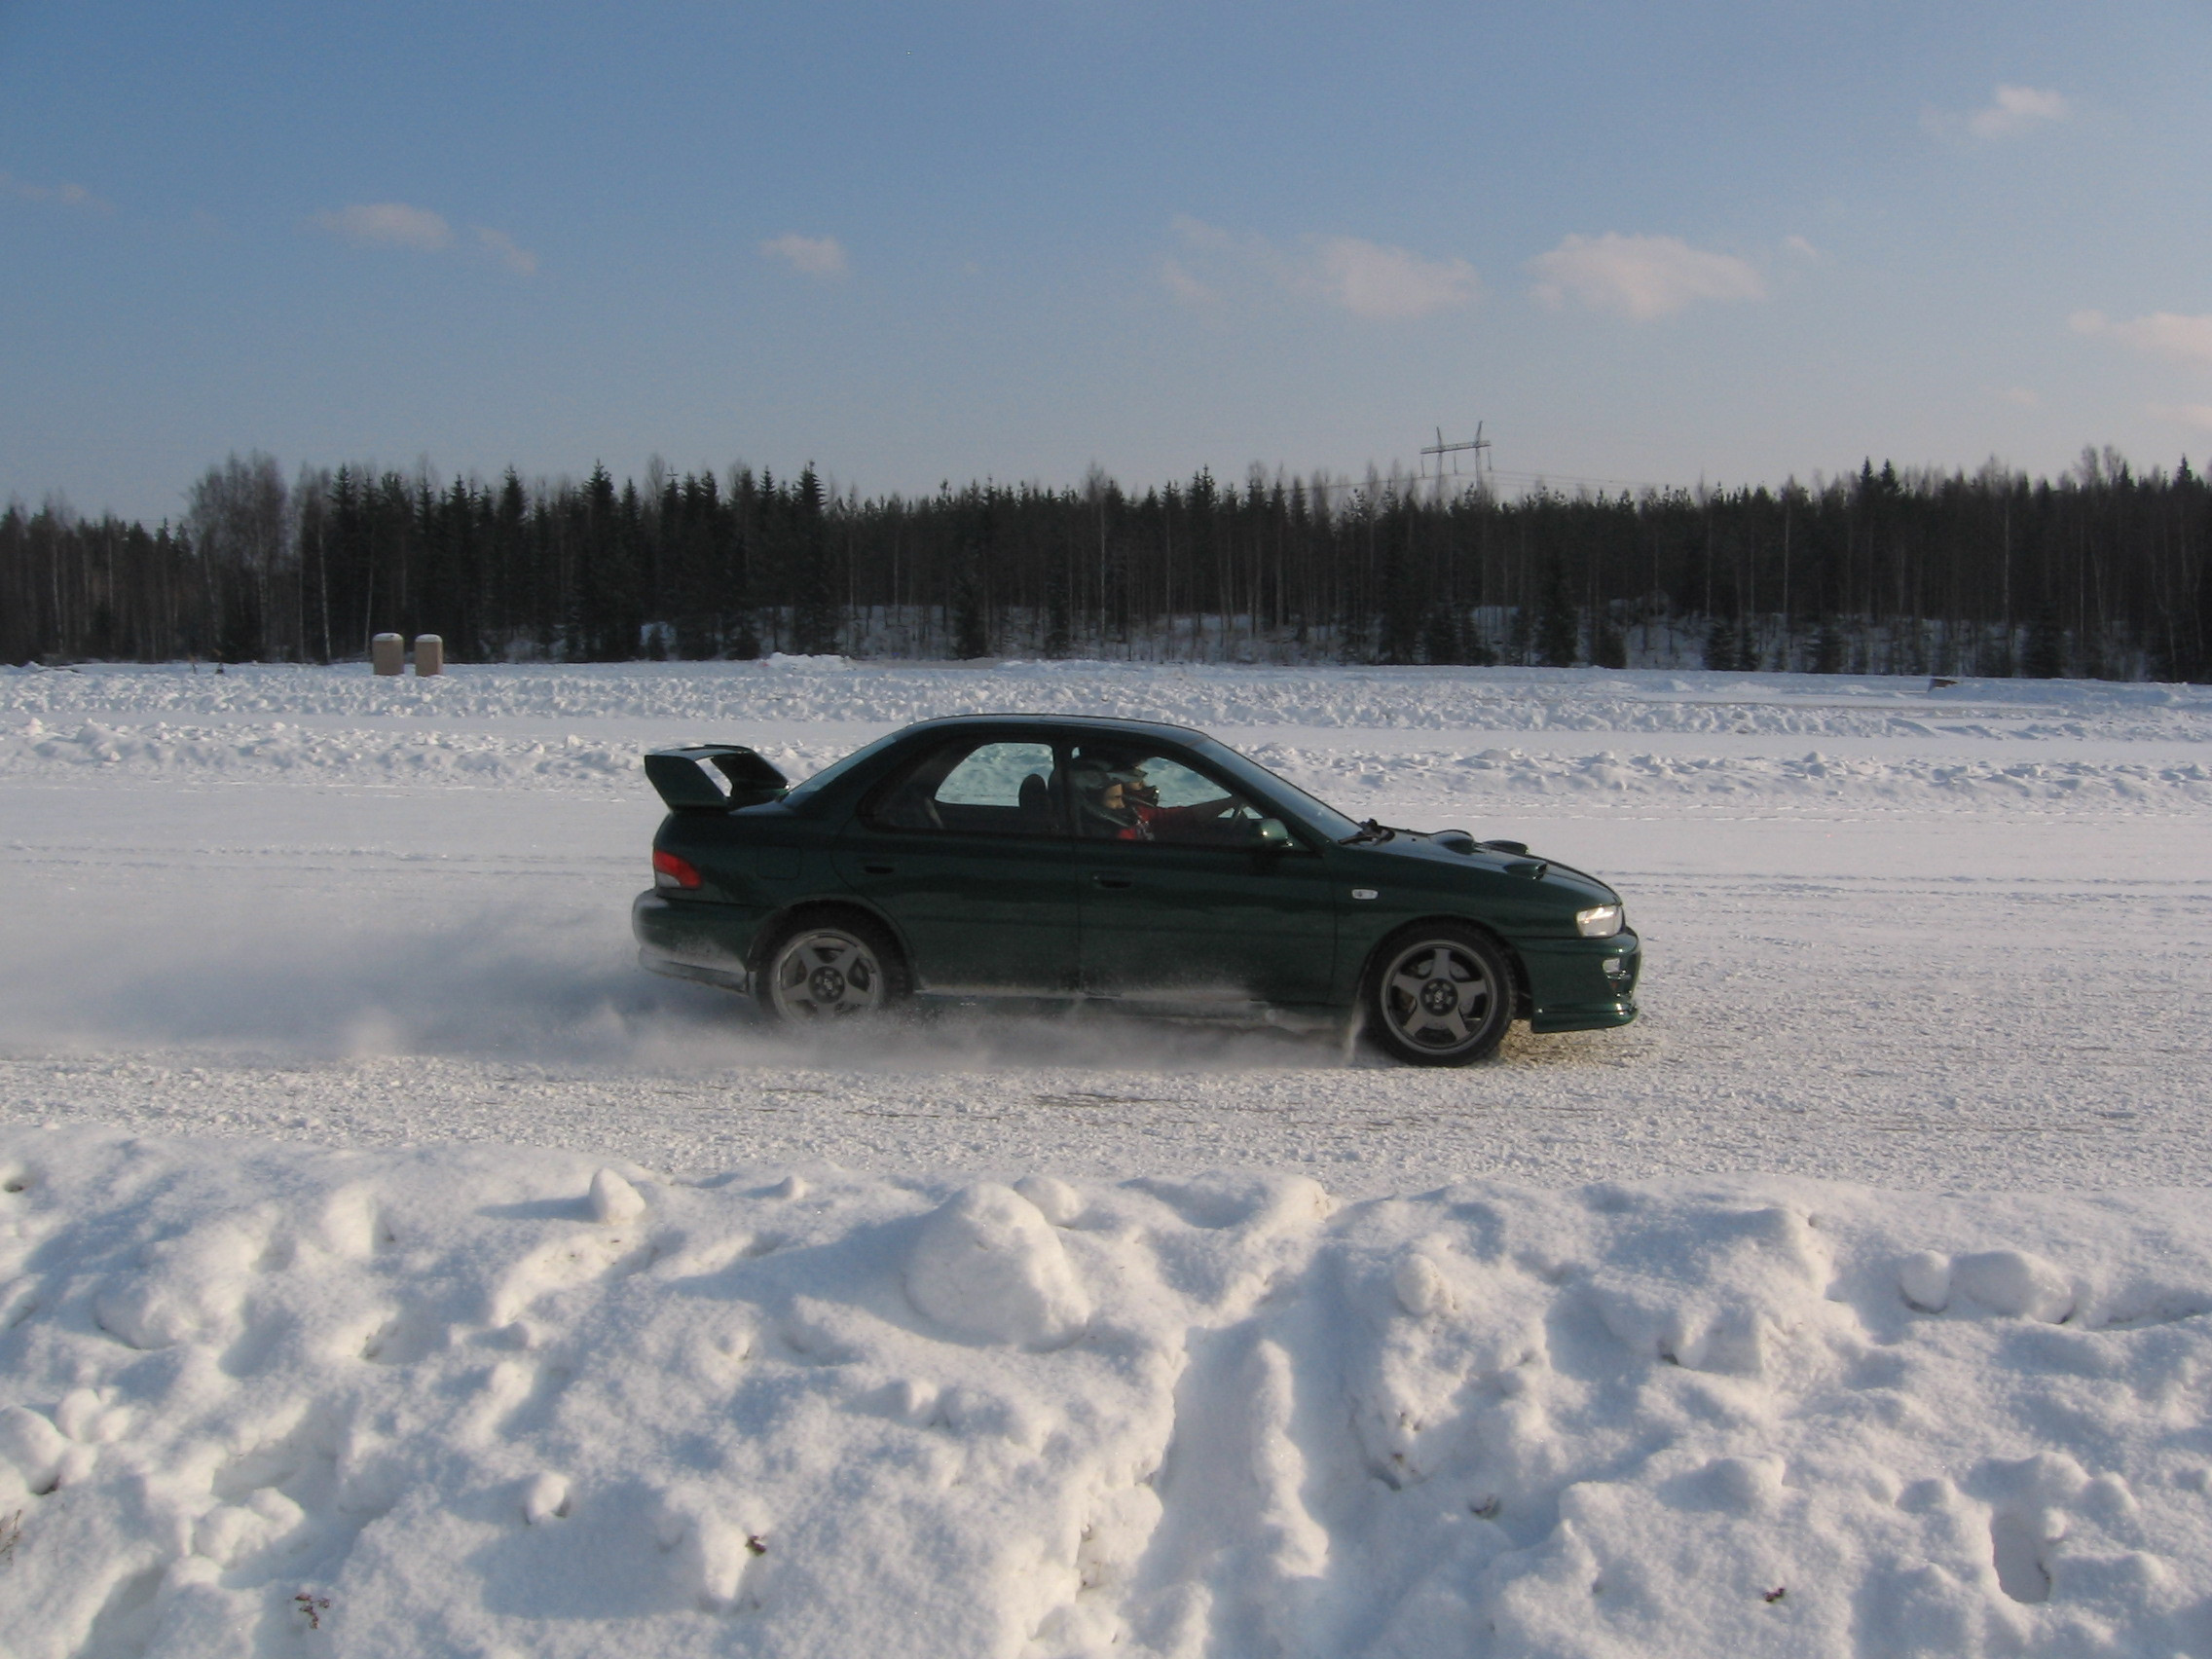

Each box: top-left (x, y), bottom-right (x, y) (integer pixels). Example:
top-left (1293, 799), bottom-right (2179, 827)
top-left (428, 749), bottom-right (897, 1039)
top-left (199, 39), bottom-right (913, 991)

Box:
top-left (1017, 771), bottom-right (1053, 829)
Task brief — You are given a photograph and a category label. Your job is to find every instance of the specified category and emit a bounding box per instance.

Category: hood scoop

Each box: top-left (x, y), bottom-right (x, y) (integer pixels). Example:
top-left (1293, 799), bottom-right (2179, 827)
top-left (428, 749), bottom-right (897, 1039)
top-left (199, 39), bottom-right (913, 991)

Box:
top-left (1427, 829), bottom-right (1540, 875)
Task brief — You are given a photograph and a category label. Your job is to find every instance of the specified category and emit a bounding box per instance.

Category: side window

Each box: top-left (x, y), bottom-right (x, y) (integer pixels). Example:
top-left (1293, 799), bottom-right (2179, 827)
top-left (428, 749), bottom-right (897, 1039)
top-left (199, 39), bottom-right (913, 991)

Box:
top-left (1068, 746), bottom-right (1264, 845)
top-left (866, 740), bottom-right (1060, 835)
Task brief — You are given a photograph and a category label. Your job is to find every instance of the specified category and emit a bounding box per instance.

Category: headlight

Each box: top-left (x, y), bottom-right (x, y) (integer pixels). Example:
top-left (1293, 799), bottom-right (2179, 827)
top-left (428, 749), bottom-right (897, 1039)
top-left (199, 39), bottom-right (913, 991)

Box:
top-left (1575, 904), bottom-right (1623, 938)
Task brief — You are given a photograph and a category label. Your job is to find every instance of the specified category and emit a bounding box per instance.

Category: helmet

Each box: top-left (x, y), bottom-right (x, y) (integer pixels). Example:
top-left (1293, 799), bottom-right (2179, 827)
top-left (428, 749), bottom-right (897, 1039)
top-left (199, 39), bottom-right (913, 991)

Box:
top-left (1072, 761), bottom-right (1144, 831)
top-left (1073, 760), bottom-right (1141, 793)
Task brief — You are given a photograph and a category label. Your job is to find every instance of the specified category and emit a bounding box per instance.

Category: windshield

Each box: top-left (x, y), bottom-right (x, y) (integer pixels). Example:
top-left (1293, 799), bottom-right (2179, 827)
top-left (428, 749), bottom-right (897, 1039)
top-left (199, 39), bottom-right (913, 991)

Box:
top-left (1187, 737), bottom-right (1365, 841)
top-left (780, 728), bottom-right (909, 805)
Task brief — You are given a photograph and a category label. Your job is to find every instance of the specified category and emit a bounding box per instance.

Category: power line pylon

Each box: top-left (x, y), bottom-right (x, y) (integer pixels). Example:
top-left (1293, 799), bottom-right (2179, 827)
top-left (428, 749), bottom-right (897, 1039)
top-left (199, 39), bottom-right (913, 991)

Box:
top-left (1419, 424), bottom-right (1491, 500)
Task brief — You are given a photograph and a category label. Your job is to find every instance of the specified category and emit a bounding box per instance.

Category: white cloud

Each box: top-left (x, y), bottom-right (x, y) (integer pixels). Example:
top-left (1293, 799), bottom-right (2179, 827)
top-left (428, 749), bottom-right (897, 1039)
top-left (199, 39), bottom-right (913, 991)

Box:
top-left (2151, 403), bottom-right (2212, 432)
top-left (762, 232), bottom-right (848, 278)
top-left (1162, 216), bottom-right (1476, 320)
top-left (1, 169), bottom-right (111, 211)
top-left (1925, 85), bottom-right (2071, 141)
top-left (313, 201), bottom-right (454, 250)
top-left (1528, 232), bottom-right (1765, 320)
top-left (1969, 84), bottom-right (2071, 139)
top-left (1783, 235), bottom-right (1824, 263)
top-left (1311, 236), bottom-right (1478, 319)
top-left (1159, 255), bottom-right (1216, 308)
top-left (2071, 309), bottom-right (2212, 367)
top-left (311, 203), bottom-right (535, 276)
top-left (1169, 213), bottom-right (1241, 255)
top-left (2003, 387), bottom-right (2043, 409)
top-left (474, 226), bottom-right (537, 277)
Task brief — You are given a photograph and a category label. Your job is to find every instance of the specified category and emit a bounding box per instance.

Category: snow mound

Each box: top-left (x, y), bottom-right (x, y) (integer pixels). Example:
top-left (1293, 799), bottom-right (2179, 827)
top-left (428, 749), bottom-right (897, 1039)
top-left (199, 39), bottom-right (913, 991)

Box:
top-left (8, 1128), bottom-right (2212, 1655)
top-left (905, 1181), bottom-right (1091, 1346)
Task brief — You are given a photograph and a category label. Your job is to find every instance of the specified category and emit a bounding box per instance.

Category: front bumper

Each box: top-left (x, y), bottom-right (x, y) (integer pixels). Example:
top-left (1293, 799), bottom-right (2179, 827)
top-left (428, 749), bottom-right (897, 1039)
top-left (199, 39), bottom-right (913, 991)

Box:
top-left (1517, 931), bottom-right (1641, 1033)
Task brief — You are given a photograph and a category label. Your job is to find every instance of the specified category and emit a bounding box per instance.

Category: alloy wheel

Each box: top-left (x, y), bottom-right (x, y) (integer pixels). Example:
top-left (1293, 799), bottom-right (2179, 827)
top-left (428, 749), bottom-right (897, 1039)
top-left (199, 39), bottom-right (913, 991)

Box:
top-left (766, 928), bottom-right (889, 1021)
top-left (1375, 933), bottom-right (1506, 1060)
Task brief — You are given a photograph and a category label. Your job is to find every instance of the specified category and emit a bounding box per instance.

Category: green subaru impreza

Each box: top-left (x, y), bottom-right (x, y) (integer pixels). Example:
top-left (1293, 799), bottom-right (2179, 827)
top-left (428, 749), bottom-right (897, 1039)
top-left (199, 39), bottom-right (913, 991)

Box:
top-left (633, 715), bottom-right (1638, 1064)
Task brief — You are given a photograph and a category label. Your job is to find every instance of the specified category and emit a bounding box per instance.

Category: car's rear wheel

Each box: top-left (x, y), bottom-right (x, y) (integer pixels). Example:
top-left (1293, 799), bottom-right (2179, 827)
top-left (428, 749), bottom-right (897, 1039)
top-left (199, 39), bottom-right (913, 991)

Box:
top-left (1363, 923), bottom-right (1513, 1065)
top-left (758, 915), bottom-right (908, 1026)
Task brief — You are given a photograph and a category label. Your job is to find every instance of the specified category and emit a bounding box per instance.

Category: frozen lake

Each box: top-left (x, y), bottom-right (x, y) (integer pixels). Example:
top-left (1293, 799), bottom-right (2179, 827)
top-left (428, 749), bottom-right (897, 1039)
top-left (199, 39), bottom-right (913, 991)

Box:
top-left (5, 659), bottom-right (2211, 1658)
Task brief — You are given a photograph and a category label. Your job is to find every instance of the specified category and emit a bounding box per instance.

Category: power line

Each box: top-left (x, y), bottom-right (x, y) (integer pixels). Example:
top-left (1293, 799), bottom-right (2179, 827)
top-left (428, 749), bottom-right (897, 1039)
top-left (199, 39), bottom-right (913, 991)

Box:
top-left (1485, 467), bottom-right (1672, 494)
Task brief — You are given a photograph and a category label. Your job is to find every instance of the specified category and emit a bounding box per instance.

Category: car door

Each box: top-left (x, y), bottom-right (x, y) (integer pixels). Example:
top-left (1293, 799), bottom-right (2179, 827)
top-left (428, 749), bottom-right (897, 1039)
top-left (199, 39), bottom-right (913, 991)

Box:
top-left (832, 734), bottom-right (1078, 994)
top-left (1067, 739), bottom-right (1338, 1009)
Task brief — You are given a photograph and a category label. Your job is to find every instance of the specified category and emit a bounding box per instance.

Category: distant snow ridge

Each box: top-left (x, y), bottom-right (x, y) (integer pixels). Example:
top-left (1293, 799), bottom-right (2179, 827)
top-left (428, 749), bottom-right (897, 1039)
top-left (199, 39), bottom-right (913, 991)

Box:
top-left (6, 661), bottom-right (2212, 814)
top-left (7, 660), bottom-right (2210, 742)
top-left (7, 1128), bottom-right (2212, 1656)
top-left (1251, 741), bottom-right (2212, 813)
top-left (0, 718), bottom-right (640, 787)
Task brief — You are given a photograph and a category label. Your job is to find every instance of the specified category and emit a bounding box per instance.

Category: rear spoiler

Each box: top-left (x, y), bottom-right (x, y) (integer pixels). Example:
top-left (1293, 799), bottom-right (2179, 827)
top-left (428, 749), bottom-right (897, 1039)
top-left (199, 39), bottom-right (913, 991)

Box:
top-left (644, 745), bottom-right (789, 811)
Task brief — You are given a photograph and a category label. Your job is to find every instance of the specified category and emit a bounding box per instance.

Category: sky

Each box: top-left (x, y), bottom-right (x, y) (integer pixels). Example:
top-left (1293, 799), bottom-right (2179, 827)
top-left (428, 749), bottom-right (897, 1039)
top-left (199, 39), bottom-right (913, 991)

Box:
top-left (4, 0), bottom-right (2211, 522)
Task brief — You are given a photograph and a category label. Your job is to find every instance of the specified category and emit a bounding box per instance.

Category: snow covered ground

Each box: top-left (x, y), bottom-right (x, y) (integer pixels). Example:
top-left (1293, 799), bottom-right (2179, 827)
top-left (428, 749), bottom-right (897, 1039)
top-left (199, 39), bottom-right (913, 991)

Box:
top-left (2, 659), bottom-right (2210, 1655)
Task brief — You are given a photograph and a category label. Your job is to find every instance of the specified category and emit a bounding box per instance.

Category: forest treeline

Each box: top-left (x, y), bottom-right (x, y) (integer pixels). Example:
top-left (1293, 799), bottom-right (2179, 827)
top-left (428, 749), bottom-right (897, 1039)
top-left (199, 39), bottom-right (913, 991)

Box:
top-left (4, 447), bottom-right (2209, 681)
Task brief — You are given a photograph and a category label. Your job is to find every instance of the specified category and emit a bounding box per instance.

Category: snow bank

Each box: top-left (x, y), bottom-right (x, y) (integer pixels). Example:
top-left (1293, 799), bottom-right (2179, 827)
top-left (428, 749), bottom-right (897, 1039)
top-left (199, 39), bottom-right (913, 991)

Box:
top-left (7, 660), bottom-right (2209, 743)
top-left (6, 662), bottom-right (2210, 814)
top-left (1245, 739), bottom-right (2212, 813)
top-left (6, 1127), bottom-right (2212, 1656)
top-left (0, 718), bottom-right (648, 790)
top-left (14, 715), bottom-right (2212, 812)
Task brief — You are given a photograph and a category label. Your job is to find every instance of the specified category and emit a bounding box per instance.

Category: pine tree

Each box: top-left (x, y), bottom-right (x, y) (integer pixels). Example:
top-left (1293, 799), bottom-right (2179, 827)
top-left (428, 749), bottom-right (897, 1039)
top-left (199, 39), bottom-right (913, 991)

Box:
top-left (2024, 600), bottom-right (2067, 679)
top-left (573, 463), bottom-right (618, 659)
top-left (951, 545), bottom-right (990, 658)
top-left (1734, 620), bottom-right (1760, 674)
top-left (1536, 554), bottom-right (1580, 666)
top-left (492, 468), bottom-right (528, 658)
top-left (1462, 617), bottom-right (1495, 667)
top-left (792, 463), bottom-right (838, 654)
top-left (1376, 499), bottom-right (1423, 664)
top-left (1704, 613), bottom-right (1739, 672)
top-left (1044, 558), bottom-right (1072, 658)
top-left (1592, 607), bottom-right (1628, 670)
top-left (726, 472), bottom-right (759, 660)
top-left (1813, 617), bottom-right (1845, 674)
top-left (1421, 602), bottom-right (1463, 666)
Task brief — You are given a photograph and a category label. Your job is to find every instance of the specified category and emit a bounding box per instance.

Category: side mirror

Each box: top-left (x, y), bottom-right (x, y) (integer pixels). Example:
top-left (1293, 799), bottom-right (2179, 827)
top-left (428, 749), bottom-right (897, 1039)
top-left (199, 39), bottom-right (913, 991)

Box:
top-left (1255, 817), bottom-right (1293, 851)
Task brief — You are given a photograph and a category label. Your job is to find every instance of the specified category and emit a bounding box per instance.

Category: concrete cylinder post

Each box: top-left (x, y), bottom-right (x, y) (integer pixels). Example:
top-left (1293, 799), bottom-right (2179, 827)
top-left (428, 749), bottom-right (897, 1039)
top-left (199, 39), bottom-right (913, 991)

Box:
top-left (371, 633), bottom-right (404, 676)
top-left (414, 635), bottom-right (444, 677)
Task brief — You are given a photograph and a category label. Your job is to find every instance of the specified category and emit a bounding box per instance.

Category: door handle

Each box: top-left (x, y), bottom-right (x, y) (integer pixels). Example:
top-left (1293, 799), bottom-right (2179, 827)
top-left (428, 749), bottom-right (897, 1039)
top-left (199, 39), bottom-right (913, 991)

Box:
top-left (863, 863), bottom-right (897, 875)
top-left (1091, 874), bottom-right (1133, 890)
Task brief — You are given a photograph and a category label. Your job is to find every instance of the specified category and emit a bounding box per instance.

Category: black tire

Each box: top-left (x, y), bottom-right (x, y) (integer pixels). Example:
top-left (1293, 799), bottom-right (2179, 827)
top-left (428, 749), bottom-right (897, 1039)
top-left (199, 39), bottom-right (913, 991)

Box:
top-left (1362, 922), bottom-right (1514, 1066)
top-left (755, 912), bottom-right (910, 1027)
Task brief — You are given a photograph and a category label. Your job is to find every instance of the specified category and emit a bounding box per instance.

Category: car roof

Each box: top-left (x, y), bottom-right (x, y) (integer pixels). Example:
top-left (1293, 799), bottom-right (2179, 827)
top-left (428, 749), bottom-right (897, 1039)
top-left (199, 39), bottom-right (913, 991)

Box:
top-left (895, 713), bottom-right (1210, 744)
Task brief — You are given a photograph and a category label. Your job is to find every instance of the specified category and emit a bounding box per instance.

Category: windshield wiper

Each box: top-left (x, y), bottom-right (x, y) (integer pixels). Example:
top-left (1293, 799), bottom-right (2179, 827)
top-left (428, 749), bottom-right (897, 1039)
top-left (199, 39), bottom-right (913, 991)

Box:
top-left (1340, 819), bottom-right (1395, 845)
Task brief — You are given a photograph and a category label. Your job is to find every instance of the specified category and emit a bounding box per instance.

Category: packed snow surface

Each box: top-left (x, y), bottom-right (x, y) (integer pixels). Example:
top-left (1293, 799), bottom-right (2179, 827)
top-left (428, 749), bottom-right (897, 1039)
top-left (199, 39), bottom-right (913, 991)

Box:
top-left (2, 658), bottom-right (2210, 1654)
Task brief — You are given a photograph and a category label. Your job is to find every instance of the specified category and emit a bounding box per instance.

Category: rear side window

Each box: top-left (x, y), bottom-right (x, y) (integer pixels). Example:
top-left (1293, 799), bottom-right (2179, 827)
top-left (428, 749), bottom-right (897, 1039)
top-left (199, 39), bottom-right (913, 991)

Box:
top-left (866, 739), bottom-right (1062, 835)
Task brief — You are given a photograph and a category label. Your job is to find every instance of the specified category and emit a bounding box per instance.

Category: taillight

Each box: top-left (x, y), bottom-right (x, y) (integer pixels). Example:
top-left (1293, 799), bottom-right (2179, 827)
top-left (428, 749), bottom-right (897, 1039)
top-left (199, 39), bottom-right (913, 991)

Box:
top-left (653, 848), bottom-right (702, 890)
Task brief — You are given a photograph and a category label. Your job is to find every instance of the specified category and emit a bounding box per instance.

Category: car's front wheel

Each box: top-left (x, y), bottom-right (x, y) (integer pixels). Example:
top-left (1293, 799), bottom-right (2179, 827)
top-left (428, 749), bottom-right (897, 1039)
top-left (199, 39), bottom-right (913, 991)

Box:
top-left (758, 915), bottom-right (908, 1026)
top-left (1363, 923), bottom-right (1514, 1065)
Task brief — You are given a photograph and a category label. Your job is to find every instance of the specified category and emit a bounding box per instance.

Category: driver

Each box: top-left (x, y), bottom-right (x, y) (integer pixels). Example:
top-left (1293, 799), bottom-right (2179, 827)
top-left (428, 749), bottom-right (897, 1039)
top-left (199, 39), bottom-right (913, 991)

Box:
top-left (1073, 759), bottom-right (1239, 842)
